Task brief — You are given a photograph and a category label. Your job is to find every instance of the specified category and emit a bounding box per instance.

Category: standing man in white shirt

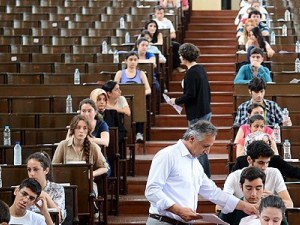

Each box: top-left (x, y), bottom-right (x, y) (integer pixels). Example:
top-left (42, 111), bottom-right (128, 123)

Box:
top-left (145, 120), bottom-right (258, 225)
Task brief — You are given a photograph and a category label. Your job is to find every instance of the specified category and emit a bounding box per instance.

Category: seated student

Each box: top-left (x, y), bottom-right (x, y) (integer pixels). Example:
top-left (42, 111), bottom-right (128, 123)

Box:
top-left (114, 52), bottom-right (151, 142)
top-left (53, 115), bottom-right (109, 177)
top-left (9, 178), bottom-right (53, 225)
top-left (159, 0), bottom-right (189, 11)
top-left (223, 140), bottom-right (293, 208)
top-left (234, 48), bottom-right (272, 84)
top-left (144, 20), bottom-right (163, 45)
top-left (102, 80), bottom-right (131, 117)
top-left (234, 77), bottom-right (292, 126)
top-left (240, 195), bottom-right (287, 225)
top-left (219, 167), bottom-right (266, 225)
top-left (235, 114), bottom-right (278, 157)
top-left (140, 29), bottom-right (167, 64)
top-left (246, 27), bottom-right (275, 60)
top-left (235, 0), bottom-right (268, 25)
top-left (237, 10), bottom-right (269, 38)
top-left (90, 88), bottom-right (127, 144)
top-left (26, 152), bottom-right (66, 223)
top-left (0, 200), bottom-right (10, 225)
top-left (238, 18), bottom-right (256, 45)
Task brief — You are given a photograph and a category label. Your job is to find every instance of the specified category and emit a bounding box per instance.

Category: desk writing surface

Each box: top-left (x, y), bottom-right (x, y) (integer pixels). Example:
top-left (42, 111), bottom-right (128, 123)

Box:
top-left (234, 84), bottom-right (300, 96)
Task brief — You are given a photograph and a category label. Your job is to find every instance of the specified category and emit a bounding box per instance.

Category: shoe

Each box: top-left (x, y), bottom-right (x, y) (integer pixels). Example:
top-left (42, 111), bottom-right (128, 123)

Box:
top-left (175, 67), bottom-right (186, 73)
top-left (136, 133), bottom-right (144, 143)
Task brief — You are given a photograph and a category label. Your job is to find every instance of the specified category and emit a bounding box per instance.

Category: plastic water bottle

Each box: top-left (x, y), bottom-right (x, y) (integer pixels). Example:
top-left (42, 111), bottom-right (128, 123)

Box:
top-left (14, 141), bottom-right (22, 165)
top-left (119, 16), bottom-right (125, 29)
top-left (266, 15), bottom-right (271, 28)
top-left (74, 68), bottom-right (80, 85)
top-left (66, 95), bottom-right (73, 113)
top-left (270, 31), bottom-right (276, 45)
top-left (102, 40), bottom-right (108, 54)
top-left (3, 125), bottom-right (11, 146)
top-left (282, 24), bottom-right (287, 36)
top-left (295, 41), bottom-right (300, 53)
top-left (273, 123), bottom-right (281, 143)
top-left (284, 9), bottom-right (291, 21)
top-left (295, 58), bottom-right (300, 72)
top-left (113, 50), bottom-right (119, 63)
top-left (125, 32), bottom-right (130, 44)
top-left (282, 108), bottom-right (289, 123)
top-left (283, 139), bottom-right (291, 159)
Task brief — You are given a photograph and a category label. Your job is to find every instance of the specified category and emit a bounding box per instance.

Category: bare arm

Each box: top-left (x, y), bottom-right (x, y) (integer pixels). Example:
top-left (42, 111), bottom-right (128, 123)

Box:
top-left (265, 41), bottom-right (275, 58)
top-left (140, 71), bottom-right (152, 95)
top-left (114, 70), bottom-right (122, 83)
top-left (156, 32), bottom-right (163, 45)
top-left (277, 190), bottom-right (293, 208)
top-left (234, 127), bottom-right (245, 143)
top-left (236, 143), bottom-right (245, 157)
top-left (90, 131), bottom-right (109, 147)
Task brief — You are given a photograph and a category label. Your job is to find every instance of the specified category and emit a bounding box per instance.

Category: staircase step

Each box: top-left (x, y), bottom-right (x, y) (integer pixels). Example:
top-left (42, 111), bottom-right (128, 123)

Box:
top-left (150, 126), bottom-right (232, 141)
top-left (188, 23), bottom-right (236, 31)
top-left (200, 63), bottom-right (235, 72)
top-left (155, 114), bottom-right (233, 127)
top-left (185, 38), bottom-right (237, 46)
top-left (127, 174), bottom-right (227, 195)
top-left (171, 71), bottom-right (235, 82)
top-left (118, 194), bottom-right (219, 215)
top-left (167, 91), bottom-right (233, 102)
top-left (159, 102), bottom-right (233, 115)
top-left (145, 140), bottom-right (230, 155)
top-left (186, 30), bottom-right (235, 38)
top-left (190, 16), bottom-right (235, 23)
top-left (197, 46), bottom-right (237, 54)
top-left (192, 10), bottom-right (238, 17)
top-left (198, 54), bottom-right (236, 63)
top-left (168, 80), bottom-right (233, 92)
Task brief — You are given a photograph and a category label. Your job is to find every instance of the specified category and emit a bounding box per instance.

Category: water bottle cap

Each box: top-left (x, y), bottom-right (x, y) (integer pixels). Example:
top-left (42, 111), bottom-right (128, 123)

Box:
top-left (16, 141), bottom-right (20, 144)
top-left (285, 139), bottom-right (289, 142)
top-left (4, 125), bottom-right (9, 129)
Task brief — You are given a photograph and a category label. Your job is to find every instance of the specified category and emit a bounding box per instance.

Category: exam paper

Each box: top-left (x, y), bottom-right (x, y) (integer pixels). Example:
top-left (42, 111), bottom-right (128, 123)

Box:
top-left (163, 93), bottom-right (183, 114)
top-left (196, 213), bottom-right (229, 225)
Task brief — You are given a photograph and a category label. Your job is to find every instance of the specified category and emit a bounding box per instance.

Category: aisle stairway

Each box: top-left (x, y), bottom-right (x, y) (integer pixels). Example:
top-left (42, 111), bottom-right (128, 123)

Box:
top-left (107, 10), bottom-right (238, 225)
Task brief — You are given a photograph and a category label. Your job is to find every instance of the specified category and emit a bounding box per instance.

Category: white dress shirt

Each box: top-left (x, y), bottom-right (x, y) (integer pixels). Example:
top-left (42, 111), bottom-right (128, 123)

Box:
top-left (145, 140), bottom-right (240, 222)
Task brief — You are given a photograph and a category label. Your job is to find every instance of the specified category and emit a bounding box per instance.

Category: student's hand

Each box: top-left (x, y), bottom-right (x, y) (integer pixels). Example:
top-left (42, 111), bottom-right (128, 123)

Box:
top-left (251, 60), bottom-right (261, 68)
top-left (35, 196), bottom-right (49, 216)
top-left (283, 116), bottom-right (292, 126)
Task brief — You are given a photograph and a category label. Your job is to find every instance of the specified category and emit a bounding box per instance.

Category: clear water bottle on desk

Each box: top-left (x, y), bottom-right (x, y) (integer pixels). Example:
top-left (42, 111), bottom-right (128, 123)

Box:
top-left (295, 41), bottom-right (300, 53)
top-left (14, 141), bottom-right (22, 165)
top-left (102, 40), bottom-right (108, 54)
top-left (119, 16), bottom-right (125, 29)
top-left (273, 123), bottom-right (281, 143)
top-left (282, 24), bottom-right (287, 36)
top-left (283, 139), bottom-right (291, 159)
top-left (282, 108), bottom-right (289, 124)
top-left (66, 95), bottom-right (73, 113)
top-left (270, 31), bottom-right (276, 45)
top-left (284, 9), bottom-right (291, 21)
top-left (125, 32), bottom-right (130, 44)
top-left (113, 50), bottom-right (119, 63)
top-left (3, 125), bottom-right (11, 146)
top-left (74, 68), bottom-right (80, 85)
top-left (295, 58), bottom-right (300, 72)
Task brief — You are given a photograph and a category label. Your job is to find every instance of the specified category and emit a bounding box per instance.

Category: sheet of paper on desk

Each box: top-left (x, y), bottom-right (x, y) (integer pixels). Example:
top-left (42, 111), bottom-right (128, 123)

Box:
top-left (196, 213), bottom-right (229, 225)
top-left (162, 93), bottom-right (183, 114)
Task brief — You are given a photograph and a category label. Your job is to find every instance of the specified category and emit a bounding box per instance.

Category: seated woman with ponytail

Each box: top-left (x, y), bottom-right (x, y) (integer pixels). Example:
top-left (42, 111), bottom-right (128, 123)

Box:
top-left (52, 115), bottom-right (109, 178)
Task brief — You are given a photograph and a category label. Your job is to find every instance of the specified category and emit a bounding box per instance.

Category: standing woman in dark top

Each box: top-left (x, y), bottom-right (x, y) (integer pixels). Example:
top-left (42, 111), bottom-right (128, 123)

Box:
top-left (170, 43), bottom-right (212, 125)
top-left (170, 43), bottom-right (212, 177)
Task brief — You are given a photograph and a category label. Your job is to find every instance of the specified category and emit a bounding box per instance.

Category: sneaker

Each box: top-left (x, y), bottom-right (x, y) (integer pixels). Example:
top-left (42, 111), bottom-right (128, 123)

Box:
top-left (175, 67), bottom-right (186, 73)
top-left (136, 133), bottom-right (144, 143)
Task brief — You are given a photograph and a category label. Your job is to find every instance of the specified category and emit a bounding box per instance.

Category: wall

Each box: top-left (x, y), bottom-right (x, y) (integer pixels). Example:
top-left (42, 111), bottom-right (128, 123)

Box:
top-left (192, 0), bottom-right (240, 10)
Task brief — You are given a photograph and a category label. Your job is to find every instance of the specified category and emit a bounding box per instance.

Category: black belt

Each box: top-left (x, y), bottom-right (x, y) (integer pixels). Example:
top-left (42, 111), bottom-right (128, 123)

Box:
top-left (149, 214), bottom-right (190, 225)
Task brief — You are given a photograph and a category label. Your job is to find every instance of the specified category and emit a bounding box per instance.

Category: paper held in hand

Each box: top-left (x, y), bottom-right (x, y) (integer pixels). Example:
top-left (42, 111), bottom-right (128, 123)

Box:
top-left (163, 93), bottom-right (183, 114)
top-left (196, 213), bottom-right (229, 225)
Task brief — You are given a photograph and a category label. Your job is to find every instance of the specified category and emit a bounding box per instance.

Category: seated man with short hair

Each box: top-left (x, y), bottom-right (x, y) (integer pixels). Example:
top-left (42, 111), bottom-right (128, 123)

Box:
top-left (9, 178), bottom-right (53, 225)
top-left (223, 140), bottom-right (293, 208)
top-left (234, 48), bottom-right (272, 84)
top-left (0, 200), bottom-right (10, 225)
top-left (219, 166), bottom-right (266, 225)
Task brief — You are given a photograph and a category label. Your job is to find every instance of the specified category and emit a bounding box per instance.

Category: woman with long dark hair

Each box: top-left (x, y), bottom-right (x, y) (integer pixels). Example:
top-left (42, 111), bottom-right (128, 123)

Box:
top-left (144, 20), bottom-right (163, 45)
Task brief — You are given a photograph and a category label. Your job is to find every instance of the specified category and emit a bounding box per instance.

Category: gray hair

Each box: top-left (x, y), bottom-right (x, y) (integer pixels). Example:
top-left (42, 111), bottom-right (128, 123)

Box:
top-left (182, 120), bottom-right (218, 141)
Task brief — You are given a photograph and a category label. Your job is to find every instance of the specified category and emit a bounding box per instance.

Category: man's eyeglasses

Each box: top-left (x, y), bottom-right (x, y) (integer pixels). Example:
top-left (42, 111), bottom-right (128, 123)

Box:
top-left (19, 190), bottom-right (37, 202)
